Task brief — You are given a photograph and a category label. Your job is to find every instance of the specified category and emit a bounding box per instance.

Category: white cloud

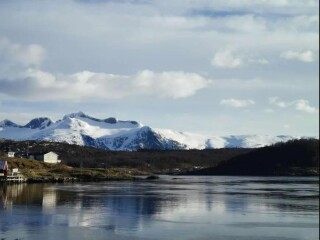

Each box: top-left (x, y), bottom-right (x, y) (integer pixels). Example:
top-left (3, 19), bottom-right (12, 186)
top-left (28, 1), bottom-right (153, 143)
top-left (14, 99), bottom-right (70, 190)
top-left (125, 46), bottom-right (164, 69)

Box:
top-left (211, 48), bottom-right (243, 68)
top-left (134, 70), bottom-right (211, 98)
top-left (268, 97), bottom-right (289, 108)
top-left (269, 97), bottom-right (318, 114)
top-left (0, 37), bottom-right (46, 67)
top-left (211, 47), bottom-right (270, 69)
top-left (220, 98), bottom-right (255, 108)
top-left (0, 69), bottom-right (210, 101)
top-left (295, 99), bottom-right (319, 114)
top-left (280, 50), bottom-right (315, 62)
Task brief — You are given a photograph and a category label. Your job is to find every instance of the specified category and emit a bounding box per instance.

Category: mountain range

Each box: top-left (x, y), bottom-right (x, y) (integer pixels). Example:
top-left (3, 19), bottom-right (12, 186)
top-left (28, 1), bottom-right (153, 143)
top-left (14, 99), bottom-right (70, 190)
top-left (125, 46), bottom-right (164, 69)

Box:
top-left (0, 111), bottom-right (304, 151)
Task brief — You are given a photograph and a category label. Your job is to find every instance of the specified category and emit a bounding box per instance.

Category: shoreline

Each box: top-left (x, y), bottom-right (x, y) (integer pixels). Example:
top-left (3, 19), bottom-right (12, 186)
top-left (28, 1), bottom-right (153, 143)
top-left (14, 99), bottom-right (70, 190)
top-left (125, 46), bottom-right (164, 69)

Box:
top-left (1, 173), bottom-right (318, 185)
top-left (0, 174), bottom-right (160, 184)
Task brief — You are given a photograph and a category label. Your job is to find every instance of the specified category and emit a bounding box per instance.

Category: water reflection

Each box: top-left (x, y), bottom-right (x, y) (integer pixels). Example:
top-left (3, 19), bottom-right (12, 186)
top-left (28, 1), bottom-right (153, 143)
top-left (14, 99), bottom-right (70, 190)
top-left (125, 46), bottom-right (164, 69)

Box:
top-left (0, 177), bottom-right (319, 240)
top-left (0, 185), bottom-right (8, 209)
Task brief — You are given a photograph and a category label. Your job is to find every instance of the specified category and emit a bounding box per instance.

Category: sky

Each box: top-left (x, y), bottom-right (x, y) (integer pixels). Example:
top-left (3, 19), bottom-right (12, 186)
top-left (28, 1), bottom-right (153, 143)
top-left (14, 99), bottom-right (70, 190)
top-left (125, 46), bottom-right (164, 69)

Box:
top-left (0, 0), bottom-right (319, 136)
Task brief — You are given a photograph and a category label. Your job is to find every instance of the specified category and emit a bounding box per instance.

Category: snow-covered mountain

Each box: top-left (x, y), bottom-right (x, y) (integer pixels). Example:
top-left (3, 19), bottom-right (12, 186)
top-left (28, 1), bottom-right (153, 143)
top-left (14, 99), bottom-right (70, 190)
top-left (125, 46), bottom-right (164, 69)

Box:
top-left (0, 111), bottom-right (302, 150)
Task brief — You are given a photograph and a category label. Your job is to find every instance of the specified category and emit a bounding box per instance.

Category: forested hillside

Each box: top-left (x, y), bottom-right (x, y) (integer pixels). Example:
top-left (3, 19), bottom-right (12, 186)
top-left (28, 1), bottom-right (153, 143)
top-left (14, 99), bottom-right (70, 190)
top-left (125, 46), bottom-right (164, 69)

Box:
top-left (0, 139), bottom-right (251, 172)
top-left (190, 139), bottom-right (319, 176)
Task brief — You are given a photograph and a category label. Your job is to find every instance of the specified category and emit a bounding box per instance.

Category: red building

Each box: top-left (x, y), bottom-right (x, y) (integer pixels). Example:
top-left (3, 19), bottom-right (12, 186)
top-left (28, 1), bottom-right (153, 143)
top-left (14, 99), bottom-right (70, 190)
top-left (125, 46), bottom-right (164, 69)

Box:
top-left (0, 160), bottom-right (9, 177)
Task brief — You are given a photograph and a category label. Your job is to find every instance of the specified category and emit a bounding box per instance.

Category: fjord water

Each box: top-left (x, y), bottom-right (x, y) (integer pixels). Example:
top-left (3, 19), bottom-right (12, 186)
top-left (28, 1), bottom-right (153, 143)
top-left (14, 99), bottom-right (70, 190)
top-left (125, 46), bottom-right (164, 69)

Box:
top-left (0, 176), bottom-right (319, 240)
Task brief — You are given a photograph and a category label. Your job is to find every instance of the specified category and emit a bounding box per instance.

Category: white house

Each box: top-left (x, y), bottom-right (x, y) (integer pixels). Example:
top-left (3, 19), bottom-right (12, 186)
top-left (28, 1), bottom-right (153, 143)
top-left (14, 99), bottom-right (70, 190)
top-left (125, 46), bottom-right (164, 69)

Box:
top-left (7, 152), bottom-right (15, 158)
top-left (29, 151), bottom-right (61, 164)
top-left (12, 168), bottom-right (20, 175)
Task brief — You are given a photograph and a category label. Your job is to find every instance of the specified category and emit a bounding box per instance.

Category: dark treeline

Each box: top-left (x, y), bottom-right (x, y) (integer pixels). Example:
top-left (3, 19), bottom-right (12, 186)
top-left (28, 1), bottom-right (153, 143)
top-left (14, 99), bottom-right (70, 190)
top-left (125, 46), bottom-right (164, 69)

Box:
top-left (190, 139), bottom-right (319, 176)
top-left (0, 139), bottom-right (251, 171)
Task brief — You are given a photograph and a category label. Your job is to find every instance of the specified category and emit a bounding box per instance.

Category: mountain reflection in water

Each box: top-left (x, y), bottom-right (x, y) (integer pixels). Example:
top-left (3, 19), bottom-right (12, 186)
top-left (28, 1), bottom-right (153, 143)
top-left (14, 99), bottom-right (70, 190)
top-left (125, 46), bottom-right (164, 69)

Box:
top-left (0, 176), bottom-right (319, 240)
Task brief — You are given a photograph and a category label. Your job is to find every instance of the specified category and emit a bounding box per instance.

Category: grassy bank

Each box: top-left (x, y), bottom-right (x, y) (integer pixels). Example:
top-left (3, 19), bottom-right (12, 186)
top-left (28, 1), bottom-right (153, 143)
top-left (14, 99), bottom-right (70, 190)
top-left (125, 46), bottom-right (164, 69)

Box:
top-left (4, 157), bottom-right (149, 182)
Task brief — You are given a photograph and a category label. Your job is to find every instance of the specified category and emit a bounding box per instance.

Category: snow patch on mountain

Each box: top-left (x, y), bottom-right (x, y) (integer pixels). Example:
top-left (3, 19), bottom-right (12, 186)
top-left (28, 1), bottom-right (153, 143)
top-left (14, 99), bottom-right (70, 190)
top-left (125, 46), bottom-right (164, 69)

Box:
top-left (154, 129), bottom-right (211, 149)
top-left (154, 129), bottom-right (299, 149)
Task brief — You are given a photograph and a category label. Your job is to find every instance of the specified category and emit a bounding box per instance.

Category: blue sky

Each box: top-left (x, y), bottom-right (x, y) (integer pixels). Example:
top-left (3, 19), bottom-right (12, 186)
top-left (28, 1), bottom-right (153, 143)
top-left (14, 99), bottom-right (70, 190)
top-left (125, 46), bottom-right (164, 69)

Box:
top-left (0, 0), bottom-right (318, 136)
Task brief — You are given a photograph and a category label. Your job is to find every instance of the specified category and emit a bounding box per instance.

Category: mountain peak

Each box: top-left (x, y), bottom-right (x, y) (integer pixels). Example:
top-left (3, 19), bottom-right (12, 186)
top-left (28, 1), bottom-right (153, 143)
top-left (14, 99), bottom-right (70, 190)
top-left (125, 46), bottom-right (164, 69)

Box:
top-left (63, 111), bottom-right (112, 123)
top-left (24, 117), bottom-right (53, 129)
top-left (63, 111), bottom-right (88, 119)
top-left (0, 119), bottom-right (20, 128)
top-left (104, 117), bottom-right (118, 124)
top-left (62, 111), bottom-right (141, 126)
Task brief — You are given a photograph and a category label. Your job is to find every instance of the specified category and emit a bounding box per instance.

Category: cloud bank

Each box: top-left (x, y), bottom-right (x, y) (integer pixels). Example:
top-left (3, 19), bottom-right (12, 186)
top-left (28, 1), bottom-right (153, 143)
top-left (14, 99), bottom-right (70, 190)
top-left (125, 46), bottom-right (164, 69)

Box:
top-left (0, 69), bottom-right (210, 101)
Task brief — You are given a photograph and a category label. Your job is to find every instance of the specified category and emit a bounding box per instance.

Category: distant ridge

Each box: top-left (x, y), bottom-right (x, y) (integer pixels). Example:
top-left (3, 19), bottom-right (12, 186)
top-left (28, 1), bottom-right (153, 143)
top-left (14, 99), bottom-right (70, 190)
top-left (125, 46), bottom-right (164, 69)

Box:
top-left (0, 111), bottom-right (310, 151)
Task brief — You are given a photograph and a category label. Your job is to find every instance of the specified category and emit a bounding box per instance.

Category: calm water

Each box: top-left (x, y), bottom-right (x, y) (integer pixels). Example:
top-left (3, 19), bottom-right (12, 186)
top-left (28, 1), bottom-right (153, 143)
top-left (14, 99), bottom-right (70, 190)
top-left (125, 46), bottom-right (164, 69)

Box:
top-left (0, 176), bottom-right (319, 240)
